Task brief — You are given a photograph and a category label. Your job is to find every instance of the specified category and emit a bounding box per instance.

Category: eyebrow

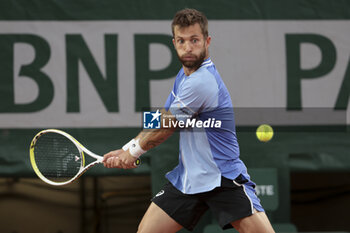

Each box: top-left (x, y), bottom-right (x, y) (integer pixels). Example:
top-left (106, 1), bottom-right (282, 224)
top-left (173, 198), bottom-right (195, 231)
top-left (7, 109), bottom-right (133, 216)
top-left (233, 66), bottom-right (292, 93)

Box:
top-left (175, 35), bottom-right (200, 39)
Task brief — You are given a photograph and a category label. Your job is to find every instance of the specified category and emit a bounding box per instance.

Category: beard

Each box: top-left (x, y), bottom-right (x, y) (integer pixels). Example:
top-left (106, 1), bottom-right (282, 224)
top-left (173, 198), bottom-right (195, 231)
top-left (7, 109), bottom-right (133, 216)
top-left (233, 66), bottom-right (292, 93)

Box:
top-left (177, 48), bottom-right (207, 70)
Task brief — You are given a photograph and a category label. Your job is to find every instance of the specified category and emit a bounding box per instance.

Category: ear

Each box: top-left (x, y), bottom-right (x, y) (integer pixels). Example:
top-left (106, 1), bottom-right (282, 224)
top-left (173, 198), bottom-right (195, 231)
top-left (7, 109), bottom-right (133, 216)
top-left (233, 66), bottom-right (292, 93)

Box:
top-left (172, 38), bottom-right (176, 47)
top-left (206, 36), bottom-right (211, 47)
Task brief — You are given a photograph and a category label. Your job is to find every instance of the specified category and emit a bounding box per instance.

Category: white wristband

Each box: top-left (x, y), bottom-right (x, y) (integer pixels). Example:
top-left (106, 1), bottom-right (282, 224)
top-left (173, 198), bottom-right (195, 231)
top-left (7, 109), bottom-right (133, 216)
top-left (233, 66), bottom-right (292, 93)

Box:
top-left (122, 139), bottom-right (135, 151)
top-left (122, 138), bottom-right (147, 158)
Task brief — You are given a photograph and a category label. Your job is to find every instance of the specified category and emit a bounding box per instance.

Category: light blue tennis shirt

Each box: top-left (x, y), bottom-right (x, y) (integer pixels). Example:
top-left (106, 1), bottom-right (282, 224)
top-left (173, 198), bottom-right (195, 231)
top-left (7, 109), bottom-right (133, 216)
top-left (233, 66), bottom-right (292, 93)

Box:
top-left (164, 58), bottom-right (249, 194)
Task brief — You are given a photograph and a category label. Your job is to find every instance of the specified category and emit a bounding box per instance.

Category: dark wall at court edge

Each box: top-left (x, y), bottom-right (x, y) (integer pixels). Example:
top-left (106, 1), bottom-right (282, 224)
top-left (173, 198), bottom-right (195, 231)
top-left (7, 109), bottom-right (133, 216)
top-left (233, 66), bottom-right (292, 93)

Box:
top-left (0, 0), bottom-right (349, 177)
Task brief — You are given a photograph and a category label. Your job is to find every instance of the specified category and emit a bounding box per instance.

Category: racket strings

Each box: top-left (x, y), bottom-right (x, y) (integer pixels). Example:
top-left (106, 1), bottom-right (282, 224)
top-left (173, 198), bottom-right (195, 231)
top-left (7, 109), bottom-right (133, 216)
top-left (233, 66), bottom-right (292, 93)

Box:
top-left (33, 133), bottom-right (82, 182)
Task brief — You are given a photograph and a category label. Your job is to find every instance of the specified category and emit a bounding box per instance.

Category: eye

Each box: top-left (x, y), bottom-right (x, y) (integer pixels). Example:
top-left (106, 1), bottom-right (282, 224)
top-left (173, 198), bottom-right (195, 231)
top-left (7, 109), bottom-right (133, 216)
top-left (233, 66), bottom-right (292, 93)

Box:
top-left (192, 39), bottom-right (198, 43)
top-left (177, 39), bottom-right (184, 44)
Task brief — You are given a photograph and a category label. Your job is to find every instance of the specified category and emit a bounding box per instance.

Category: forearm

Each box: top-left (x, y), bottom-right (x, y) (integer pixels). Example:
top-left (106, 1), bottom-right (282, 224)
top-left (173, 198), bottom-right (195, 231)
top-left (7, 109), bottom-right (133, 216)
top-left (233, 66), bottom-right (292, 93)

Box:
top-left (105, 109), bottom-right (177, 169)
top-left (135, 109), bottom-right (177, 151)
top-left (136, 127), bottom-right (176, 151)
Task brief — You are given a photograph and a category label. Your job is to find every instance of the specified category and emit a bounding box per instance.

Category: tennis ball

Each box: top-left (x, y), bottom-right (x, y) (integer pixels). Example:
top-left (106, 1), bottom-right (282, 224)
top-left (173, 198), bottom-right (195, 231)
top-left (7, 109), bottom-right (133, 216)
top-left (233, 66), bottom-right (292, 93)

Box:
top-left (256, 124), bottom-right (274, 142)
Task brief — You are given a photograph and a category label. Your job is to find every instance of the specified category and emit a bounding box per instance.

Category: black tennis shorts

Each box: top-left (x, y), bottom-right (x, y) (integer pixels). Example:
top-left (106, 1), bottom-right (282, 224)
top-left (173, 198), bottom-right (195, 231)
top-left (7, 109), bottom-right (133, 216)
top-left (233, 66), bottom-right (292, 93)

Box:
top-left (152, 175), bottom-right (264, 231)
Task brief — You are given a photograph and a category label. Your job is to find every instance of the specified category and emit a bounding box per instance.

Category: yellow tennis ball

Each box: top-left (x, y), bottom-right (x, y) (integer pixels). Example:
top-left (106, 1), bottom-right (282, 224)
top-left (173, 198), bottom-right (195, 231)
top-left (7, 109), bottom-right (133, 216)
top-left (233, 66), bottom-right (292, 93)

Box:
top-left (256, 124), bottom-right (274, 142)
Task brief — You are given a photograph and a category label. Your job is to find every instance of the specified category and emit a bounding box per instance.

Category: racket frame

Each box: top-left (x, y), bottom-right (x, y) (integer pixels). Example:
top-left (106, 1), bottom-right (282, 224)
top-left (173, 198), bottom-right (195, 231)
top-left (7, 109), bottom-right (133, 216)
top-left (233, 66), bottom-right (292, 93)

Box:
top-left (30, 129), bottom-right (103, 186)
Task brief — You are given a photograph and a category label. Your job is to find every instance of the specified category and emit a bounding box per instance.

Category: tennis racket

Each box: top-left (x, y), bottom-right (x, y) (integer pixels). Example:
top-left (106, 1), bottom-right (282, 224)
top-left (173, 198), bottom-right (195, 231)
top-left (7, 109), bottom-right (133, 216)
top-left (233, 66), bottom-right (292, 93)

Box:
top-left (29, 129), bottom-right (141, 186)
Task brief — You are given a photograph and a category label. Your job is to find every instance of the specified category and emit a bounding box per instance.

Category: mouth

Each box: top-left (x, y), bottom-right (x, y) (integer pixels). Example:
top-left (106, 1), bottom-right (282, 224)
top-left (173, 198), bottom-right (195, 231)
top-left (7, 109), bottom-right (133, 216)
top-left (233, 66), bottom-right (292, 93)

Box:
top-left (182, 55), bottom-right (197, 60)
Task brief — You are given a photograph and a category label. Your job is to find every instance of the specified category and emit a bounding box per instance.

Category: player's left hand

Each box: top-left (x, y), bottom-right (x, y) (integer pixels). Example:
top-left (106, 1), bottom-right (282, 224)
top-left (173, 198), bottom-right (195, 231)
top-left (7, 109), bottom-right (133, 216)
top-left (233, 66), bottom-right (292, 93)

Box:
top-left (103, 149), bottom-right (138, 169)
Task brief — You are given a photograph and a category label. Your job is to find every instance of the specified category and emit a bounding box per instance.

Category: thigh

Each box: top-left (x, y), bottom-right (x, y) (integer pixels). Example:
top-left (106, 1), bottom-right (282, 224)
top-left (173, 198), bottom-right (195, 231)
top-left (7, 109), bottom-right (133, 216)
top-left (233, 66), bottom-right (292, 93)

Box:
top-left (138, 202), bottom-right (183, 233)
top-left (231, 210), bottom-right (275, 233)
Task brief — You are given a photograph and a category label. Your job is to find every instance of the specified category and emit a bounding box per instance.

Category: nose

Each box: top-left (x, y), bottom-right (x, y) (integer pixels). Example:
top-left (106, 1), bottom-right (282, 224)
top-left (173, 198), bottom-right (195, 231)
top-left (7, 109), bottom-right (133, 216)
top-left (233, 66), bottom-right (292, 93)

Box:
top-left (184, 41), bottom-right (193, 52)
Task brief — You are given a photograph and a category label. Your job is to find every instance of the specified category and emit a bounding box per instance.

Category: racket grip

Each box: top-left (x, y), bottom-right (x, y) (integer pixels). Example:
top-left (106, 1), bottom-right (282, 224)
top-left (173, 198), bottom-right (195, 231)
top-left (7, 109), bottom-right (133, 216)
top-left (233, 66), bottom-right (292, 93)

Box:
top-left (106, 157), bottom-right (141, 167)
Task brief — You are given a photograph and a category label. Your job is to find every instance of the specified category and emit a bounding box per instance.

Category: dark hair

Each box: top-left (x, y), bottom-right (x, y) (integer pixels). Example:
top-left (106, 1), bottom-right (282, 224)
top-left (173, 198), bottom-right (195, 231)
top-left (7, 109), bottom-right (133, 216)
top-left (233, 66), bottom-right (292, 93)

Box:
top-left (171, 8), bottom-right (208, 38)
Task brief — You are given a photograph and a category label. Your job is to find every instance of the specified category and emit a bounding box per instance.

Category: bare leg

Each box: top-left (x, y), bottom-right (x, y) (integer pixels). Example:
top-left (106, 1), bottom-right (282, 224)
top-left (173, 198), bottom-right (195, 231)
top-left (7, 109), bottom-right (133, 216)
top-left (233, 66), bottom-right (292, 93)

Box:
top-left (231, 210), bottom-right (275, 233)
top-left (137, 202), bottom-right (183, 233)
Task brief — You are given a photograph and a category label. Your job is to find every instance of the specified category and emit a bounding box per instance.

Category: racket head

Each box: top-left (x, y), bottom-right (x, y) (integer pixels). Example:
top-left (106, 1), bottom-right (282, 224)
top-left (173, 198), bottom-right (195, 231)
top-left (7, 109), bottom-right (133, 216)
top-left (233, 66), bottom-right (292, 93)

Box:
top-left (29, 129), bottom-right (85, 186)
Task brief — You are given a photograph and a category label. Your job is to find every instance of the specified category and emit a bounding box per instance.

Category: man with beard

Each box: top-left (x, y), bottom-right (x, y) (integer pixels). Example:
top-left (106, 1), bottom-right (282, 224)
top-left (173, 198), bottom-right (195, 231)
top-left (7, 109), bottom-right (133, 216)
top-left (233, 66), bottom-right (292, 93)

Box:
top-left (103, 8), bottom-right (275, 233)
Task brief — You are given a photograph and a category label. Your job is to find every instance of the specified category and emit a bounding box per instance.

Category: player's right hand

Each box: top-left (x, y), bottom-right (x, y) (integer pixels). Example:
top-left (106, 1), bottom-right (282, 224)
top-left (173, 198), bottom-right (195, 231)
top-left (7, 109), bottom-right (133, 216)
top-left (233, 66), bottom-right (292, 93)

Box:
top-left (103, 149), bottom-right (123, 168)
top-left (103, 149), bottom-right (138, 169)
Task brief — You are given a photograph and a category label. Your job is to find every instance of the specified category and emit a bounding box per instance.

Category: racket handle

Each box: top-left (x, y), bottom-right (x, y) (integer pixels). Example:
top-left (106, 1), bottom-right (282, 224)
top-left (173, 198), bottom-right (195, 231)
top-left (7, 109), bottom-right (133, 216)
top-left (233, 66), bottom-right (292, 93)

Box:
top-left (106, 157), bottom-right (141, 167)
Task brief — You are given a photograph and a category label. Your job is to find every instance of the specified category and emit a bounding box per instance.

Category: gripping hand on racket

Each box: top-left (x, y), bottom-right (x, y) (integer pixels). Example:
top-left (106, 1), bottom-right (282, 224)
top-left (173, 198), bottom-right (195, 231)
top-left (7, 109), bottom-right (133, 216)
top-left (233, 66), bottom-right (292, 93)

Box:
top-left (103, 149), bottom-right (138, 169)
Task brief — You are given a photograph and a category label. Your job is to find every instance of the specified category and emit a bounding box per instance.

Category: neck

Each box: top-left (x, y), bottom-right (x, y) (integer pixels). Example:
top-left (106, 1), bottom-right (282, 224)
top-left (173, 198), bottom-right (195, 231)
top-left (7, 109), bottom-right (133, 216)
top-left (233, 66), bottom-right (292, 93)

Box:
top-left (183, 67), bottom-right (197, 76)
top-left (183, 55), bottom-right (209, 76)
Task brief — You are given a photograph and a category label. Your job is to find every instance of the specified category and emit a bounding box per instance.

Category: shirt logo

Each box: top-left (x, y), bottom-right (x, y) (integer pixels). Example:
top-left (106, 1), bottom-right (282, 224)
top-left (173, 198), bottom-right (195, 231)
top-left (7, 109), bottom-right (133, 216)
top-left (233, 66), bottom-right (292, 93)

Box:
top-left (143, 109), bottom-right (161, 129)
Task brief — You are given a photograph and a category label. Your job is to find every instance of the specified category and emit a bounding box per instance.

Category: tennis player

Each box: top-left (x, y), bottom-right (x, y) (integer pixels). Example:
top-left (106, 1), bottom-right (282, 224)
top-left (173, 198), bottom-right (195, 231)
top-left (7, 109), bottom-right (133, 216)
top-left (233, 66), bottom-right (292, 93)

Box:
top-left (103, 8), bottom-right (275, 233)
